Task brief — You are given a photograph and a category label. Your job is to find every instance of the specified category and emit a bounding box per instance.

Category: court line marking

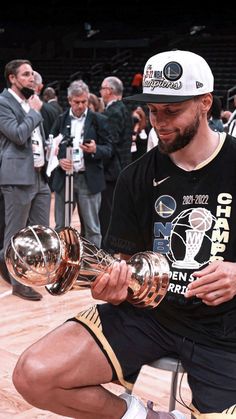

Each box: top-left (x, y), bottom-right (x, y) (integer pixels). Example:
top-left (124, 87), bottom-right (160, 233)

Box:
top-left (0, 290), bottom-right (12, 299)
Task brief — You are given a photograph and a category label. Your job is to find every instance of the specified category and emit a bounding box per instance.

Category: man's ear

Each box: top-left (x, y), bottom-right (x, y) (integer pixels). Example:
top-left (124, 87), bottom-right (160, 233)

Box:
top-left (9, 74), bottom-right (15, 85)
top-left (201, 93), bottom-right (213, 113)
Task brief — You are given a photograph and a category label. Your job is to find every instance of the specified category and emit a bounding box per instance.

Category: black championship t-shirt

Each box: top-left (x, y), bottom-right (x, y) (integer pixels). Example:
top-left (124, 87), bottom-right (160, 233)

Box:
top-left (106, 133), bottom-right (236, 352)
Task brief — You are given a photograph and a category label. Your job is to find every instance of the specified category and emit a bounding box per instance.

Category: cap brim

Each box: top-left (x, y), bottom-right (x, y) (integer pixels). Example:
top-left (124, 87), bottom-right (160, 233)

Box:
top-left (123, 93), bottom-right (195, 103)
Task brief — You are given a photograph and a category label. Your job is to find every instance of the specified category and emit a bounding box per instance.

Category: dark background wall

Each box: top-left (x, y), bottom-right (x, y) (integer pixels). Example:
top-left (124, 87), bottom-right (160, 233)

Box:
top-left (0, 2), bottom-right (236, 108)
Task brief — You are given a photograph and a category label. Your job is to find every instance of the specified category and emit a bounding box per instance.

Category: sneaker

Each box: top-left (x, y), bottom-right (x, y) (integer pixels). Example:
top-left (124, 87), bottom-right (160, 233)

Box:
top-left (120, 393), bottom-right (147, 418)
top-left (146, 401), bottom-right (187, 419)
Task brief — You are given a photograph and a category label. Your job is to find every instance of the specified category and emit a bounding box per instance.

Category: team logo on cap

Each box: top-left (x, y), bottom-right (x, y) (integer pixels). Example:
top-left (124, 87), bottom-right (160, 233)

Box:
top-left (163, 61), bottom-right (183, 81)
top-left (143, 62), bottom-right (182, 91)
top-left (144, 64), bottom-right (154, 80)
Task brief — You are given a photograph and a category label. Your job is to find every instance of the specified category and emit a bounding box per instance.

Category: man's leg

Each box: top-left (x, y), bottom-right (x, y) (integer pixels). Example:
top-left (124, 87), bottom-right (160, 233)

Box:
top-left (0, 188), bottom-right (10, 284)
top-left (13, 295), bottom-right (190, 419)
top-left (54, 189), bottom-right (66, 230)
top-left (0, 189), bottom-right (5, 250)
top-left (181, 338), bottom-right (236, 414)
top-left (76, 175), bottom-right (102, 248)
top-left (28, 173), bottom-right (51, 227)
top-left (99, 181), bottom-right (116, 251)
top-left (13, 321), bottom-right (128, 419)
top-left (2, 183), bottom-right (44, 300)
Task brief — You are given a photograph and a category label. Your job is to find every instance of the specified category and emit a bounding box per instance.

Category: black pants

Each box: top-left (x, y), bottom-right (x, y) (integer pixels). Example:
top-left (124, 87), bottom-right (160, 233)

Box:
top-left (99, 180), bottom-right (116, 251)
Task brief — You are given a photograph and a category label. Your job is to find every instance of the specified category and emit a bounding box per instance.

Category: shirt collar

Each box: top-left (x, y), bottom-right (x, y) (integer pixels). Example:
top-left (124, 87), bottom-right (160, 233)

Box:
top-left (8, 88), bottom-right (26, 105)
top-left (8, 88), bottom-right (30, 113)
top-left (106, 99), bottom-right (118, 109)
top-left (70, 108), bottom-right (87, 120)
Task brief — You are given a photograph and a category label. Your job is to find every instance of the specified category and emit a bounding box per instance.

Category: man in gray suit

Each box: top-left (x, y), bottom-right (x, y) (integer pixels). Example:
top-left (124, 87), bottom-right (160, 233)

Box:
top-left (0, 59), bottom-right (51, 300)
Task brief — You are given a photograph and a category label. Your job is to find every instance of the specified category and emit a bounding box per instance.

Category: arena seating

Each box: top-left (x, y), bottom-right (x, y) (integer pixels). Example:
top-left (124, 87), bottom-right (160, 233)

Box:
top-left (0, 28), bottom-right (235, 111)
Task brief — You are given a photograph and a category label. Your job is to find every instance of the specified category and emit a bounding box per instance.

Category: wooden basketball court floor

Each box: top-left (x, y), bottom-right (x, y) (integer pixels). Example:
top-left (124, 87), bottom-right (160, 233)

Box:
top-left (0, 194), bottom-right (192, 418)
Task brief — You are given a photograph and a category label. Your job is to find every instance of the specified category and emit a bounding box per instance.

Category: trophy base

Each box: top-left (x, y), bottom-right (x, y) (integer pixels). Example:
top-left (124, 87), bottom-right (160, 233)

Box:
top-left (127, 251), bottom-right (170, 308)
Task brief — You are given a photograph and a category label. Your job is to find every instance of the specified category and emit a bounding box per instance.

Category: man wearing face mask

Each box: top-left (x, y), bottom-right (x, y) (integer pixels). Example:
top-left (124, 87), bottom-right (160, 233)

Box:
top-left (0, 59), bottom-right (51, 301)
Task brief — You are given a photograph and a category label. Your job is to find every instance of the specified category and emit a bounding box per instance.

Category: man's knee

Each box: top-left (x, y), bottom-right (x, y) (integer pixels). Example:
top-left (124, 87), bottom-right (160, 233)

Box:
top-left (12, 349), bottom-right (51, 407)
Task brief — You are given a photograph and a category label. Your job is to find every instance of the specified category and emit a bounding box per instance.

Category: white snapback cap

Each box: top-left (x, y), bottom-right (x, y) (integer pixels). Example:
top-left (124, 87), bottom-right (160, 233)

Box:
top-left (125, 49), bottom-right (214, 103)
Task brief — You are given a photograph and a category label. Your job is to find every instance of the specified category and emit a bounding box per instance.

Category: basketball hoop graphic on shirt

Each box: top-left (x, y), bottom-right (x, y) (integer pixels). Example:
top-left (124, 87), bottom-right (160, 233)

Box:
top-left (171, 208), bottom-right (213, 269)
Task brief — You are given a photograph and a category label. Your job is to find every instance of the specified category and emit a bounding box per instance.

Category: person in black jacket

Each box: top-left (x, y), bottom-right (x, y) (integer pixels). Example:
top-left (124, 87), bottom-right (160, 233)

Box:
top-left (33, 71), bottom-right (61, 139)
top-left (99, 76), bottom-right (133, 250)
top-left (50, 80), bottom-right (113, 248)
top-left (42, 86), bottom-right (63, 115)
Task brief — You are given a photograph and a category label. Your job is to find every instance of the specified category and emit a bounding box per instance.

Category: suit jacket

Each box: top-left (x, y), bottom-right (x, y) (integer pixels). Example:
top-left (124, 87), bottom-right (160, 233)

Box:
top-left (41, 102), bottom-right (60, 139)
top-left (48, 100), bottom-right (63, 115)
top-left (50, 108), bottom-right (113, 194)
top-left (103, 100), bottom-right (133, 182)
top-left (0, 89), bottom-right (47, 185)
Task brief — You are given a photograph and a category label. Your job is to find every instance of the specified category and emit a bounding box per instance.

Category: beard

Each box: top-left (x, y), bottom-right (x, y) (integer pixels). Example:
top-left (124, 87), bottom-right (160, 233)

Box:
top-left (157, 113), bottom-right (200, 155)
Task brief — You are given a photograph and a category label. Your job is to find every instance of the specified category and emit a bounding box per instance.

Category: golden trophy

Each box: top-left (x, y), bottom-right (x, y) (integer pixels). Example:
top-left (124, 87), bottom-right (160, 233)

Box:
top-left (5, 225), bottom-right (170, 308)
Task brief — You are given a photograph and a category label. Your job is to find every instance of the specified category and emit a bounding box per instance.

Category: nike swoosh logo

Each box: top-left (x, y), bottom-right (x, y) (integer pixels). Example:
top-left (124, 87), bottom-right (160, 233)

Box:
top-left (153, 176), bottom-right (170, 187)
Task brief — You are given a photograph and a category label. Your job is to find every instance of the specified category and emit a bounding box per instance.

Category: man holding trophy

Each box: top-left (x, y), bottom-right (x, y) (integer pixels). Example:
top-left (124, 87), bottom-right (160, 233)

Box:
top-left (9, 50), bottom-right (236, 418)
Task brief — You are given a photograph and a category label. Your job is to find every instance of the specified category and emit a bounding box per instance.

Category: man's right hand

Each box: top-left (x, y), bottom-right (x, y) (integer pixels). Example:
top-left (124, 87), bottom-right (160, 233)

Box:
top-left (91, 260), bottom-right (132, 305)
top-left (28, 94), bottom-right (43, 111)
top-left (59, 158), bottom-right (73, 171)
